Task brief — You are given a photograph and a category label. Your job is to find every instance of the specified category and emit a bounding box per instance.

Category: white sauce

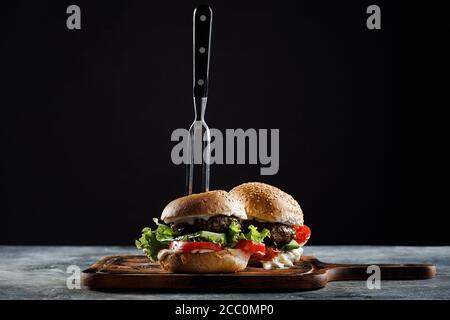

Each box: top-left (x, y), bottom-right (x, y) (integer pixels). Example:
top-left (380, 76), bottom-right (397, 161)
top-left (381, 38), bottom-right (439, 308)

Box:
top-left (261, 247), bottom-right (303, 270)
top-left (157, 248), bottom-right (181, 260)
top-left (189, 249), bottom-right (215, 254)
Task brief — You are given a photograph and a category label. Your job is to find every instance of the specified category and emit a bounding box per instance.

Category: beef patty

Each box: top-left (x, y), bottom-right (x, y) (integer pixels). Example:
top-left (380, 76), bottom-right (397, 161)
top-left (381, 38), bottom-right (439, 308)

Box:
top-left (170, 215), bottom-right (241, 234)
top-left (242, 220), bottom-right (295, 247)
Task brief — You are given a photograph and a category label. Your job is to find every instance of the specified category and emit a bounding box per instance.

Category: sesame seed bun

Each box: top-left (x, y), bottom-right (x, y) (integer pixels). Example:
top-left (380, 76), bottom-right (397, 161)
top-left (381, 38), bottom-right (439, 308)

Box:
top-left (230, 182), bottom-right (303, 226)
top-left (161, 190), bottom-right (247, 223)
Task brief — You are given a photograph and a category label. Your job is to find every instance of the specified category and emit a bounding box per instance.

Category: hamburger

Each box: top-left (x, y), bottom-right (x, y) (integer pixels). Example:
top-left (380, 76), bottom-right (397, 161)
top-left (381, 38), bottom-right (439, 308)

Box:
top-left (135, 190), bottom-right (270, 273)
top-left (230, 182), bottom-right (311, 269)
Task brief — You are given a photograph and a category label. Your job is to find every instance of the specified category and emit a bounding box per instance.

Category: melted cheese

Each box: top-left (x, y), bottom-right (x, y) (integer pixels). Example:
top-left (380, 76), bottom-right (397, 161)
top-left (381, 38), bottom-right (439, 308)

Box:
top-left (261, 247), bottom-right (303, 270)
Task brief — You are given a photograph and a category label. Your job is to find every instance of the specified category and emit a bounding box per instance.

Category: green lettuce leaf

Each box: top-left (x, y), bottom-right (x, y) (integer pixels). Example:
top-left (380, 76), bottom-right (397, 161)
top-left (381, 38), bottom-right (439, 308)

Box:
top-left (243, 225), bottom-right (270, 243)
top-left (152, 218), bottom-right (176, 241)
top-left (227, 221), bottom-right (244, 245)
top-left (135, 227), bottom-right (169, 262)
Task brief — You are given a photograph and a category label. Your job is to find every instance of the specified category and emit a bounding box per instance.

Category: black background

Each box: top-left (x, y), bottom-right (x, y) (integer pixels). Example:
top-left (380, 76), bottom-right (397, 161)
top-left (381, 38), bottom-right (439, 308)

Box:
top-left (1, 0), bottom-right (448, 245)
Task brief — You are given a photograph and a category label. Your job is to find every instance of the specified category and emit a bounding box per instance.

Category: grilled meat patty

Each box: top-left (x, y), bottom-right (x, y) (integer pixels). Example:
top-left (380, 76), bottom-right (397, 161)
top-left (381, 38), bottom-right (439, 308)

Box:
top-left (170, 216), bottom-right (295, 247)
top-left (170, 215), bottom-right (242, 234)
top-left (242, 220), bottom-right (295, 247)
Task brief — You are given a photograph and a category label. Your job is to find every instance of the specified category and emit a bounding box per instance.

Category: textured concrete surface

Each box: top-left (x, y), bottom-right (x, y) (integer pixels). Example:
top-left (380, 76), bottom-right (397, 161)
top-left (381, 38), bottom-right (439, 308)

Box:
top-left (0, 246), bottom-right (448, 300)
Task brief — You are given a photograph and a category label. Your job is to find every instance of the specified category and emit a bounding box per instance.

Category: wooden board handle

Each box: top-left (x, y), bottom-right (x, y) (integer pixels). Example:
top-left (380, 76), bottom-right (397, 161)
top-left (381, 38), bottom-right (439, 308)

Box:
top-left (319, 261), bottom-right (436, 281)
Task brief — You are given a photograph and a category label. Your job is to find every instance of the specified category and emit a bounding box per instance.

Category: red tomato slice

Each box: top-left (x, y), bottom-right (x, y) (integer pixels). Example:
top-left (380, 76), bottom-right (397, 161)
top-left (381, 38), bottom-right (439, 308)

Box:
top-left (234, 240), bottom-right (266, 256)
top-left (169, 241), bottom-right (223, 252)
top-left (249, 247), bottom-right (280, 261)
top-left (294, 225), bottom-right (311, 244)
top-left (251, 251), bottom-right (266, 260)
top-left (260, 247), bottom-right (281, 261)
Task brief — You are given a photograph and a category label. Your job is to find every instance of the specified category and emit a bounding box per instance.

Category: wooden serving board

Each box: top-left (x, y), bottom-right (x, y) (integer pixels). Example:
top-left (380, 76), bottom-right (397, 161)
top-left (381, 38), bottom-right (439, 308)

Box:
top-left (82, 255), bottom-right (436, 290)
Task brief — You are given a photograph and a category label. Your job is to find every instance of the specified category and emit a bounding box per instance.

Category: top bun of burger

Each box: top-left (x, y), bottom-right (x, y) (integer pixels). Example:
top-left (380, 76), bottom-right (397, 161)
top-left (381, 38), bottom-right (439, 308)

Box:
top-left (230, 182), bottom-right (303, 226)
top-left (161, 190), bottom-right (247, 224)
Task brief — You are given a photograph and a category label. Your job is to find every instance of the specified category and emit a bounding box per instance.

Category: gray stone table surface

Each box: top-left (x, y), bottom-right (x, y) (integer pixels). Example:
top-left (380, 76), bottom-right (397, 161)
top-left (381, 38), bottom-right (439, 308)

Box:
top-left (0, 246), bottom-right (448, 300)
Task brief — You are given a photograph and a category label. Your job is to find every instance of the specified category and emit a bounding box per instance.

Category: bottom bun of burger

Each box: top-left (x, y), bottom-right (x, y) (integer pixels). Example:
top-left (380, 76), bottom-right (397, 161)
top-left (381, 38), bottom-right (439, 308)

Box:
top-left (159, 248), bottom-right (251, 273)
